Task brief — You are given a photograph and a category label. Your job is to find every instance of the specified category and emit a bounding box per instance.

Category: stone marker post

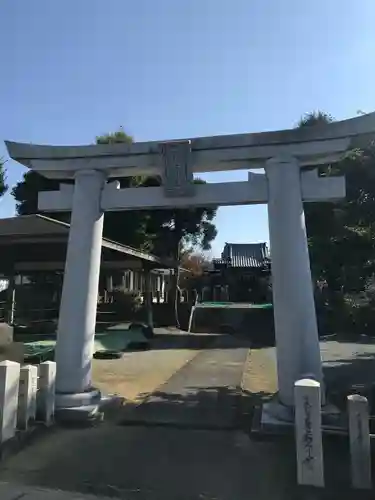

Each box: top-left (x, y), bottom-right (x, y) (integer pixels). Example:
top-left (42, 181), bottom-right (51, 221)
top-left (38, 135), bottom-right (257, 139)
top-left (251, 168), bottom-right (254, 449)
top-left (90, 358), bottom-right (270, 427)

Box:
top-left (294, 378), bottom-right (324, 487)
top-left (17, 364), bottom-right (38, 430)
top-left (0, 360), bottom-right (20, 443)
top-left (6, 274), bottom-right (16, 325)
top-left (188, 306), bottom-right (195, 333)
top-left (348, 394), bottom-right (372, 489)
top-left (37, 361), bottom-right (56, 425)
top-left (144, 269), bottom-right (154, 330)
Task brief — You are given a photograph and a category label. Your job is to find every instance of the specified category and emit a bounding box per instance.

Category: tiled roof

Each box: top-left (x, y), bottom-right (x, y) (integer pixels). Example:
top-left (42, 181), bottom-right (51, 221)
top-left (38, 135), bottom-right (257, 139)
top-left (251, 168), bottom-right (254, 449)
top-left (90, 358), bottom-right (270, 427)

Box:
top-left (0, 214), bottom-right (166, 266)
top-left (221, 242), bottom-right (269, 268)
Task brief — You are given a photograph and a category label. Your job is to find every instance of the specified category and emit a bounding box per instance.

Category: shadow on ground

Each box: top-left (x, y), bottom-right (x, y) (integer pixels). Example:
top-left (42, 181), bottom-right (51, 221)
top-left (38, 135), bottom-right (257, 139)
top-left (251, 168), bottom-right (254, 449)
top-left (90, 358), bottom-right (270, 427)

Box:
top-left (324, 351), bottom-right (375, 413)
top-left (0, 391), bottom-right (369, 500)
top-left (150, 331), bottom-right (221, 351)
top-left (151, 330), bottom-right (274, 351)
top-left (0, 386), bottom-right (298, 500)
top-left (0, 423), bottom-right (298, 500)
top-left (119, 385), bottom-right (254, 431)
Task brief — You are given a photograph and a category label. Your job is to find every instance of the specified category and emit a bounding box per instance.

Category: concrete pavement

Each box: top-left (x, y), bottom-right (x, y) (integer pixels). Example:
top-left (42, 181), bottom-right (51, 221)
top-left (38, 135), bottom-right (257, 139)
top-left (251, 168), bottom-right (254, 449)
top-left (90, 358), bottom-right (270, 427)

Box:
top-left (120, 334), bottom-right (249, 429)
top-left (0, 481), bottom-right (114, 499)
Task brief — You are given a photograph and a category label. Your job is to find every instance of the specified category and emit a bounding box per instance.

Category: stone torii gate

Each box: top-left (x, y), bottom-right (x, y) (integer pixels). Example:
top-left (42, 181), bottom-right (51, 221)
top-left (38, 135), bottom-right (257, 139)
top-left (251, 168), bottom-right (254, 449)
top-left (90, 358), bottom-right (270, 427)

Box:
top-left (6, 112), bottom-right (375, 417)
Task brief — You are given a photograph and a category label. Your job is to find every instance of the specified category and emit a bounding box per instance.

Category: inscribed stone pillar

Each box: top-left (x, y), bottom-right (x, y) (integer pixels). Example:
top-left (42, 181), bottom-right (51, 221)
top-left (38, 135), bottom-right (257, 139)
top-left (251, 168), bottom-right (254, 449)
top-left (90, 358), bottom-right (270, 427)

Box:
top-left (266, 157), bottom-right (323, 406)
top-left (294, 378), bottom-right (324, 487)
top-left (37, 361), bottom-right (56, 425)
top-left (348, 394), bottom-right (372, 489)
top-left (18, 364), bottom-right (38, 430)
top-left (0, 360), bottom-right (20, 442)
top-left (55, 169), bottom-right (105, 405)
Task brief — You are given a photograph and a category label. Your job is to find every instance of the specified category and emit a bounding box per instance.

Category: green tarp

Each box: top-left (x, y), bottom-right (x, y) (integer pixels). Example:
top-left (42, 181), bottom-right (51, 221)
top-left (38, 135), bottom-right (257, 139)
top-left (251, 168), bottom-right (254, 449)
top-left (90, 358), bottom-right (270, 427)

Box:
top-left (197, 302), bottom-right (273, 309)
top-left (24, 325), bottom-right (148, 362)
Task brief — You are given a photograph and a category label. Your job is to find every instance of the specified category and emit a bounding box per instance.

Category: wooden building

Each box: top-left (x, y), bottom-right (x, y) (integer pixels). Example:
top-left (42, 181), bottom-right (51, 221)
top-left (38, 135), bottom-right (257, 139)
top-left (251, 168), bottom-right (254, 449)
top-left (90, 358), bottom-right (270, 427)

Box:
top-left (203, 242), bottom-right (271, 303)
top-left (0, 215), bottom-right (173, 324)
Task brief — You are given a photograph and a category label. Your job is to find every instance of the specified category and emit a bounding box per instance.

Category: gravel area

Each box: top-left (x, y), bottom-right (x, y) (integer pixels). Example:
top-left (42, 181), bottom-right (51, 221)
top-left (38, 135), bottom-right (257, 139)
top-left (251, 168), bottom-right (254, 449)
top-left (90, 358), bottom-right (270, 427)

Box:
top-left (0, 481), bottom-right (116, 499)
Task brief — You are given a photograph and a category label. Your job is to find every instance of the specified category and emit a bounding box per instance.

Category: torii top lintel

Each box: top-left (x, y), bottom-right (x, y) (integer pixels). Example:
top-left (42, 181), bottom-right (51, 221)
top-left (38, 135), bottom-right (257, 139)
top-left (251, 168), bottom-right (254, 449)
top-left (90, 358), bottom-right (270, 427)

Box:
top-left (5, 111), bottom-right (375, 180)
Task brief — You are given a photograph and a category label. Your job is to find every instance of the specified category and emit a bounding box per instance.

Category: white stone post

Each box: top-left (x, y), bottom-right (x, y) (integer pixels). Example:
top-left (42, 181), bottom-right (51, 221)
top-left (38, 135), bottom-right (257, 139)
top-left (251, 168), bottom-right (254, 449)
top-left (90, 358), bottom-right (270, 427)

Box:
top-left (188, 306), bottom-right (196, 333)
top-left (266, 157), bottom-right (323, 406)
top-left (6, 274), bottom-right (16, 325)
top-left (0, 360), bottom-right (20, 443)
top-left (129, 271), bottom-right (133, 291)
top-left (17, 364), bottom-right (38, 430)
top-left (348, 394), bottom-right (372, 489)
top-left (161, 275), bottom-right (166, 302)
top-left (144, 269), bottom-right (154, 329)
top-left (37, 361), bottom-right (56, 425)
top-left (55, 170), bottom-right (105, 407)
top-left (294, 378), bottom-right (324, 487)
top-left (106, 274), bottom-right (113, 293)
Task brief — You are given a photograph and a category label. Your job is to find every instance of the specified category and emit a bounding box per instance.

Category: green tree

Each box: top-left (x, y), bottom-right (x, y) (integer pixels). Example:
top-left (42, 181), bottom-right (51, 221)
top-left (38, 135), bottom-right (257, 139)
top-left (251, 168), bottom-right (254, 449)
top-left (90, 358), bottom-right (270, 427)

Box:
top-left (96, 127), bottom-right (133, 145)
top-left (0, 159), bottom-right (8, 198)
top-left (301, 112), bottom-right (375, 334)
top-left (11, 130), bottom-right (154, 249)
top-left (297, 110), bottom-right (334, 128)
top-left (148, 194), bottom-right (217, 322)
top-left (97, 132), bottom-right (217, 321)
top-left (11, 170), bottom-right (62, 217)
top-left (95, 129), bottom-right (157, 250)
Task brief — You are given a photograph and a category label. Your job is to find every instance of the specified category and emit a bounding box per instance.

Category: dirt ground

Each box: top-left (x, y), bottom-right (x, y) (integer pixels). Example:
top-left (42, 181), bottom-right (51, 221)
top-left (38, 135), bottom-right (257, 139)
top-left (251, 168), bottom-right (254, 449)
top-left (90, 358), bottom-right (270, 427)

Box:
top-left (92, 349), bottom-right (198, 401)
top-left (91, 329), bottom-right (214, 401)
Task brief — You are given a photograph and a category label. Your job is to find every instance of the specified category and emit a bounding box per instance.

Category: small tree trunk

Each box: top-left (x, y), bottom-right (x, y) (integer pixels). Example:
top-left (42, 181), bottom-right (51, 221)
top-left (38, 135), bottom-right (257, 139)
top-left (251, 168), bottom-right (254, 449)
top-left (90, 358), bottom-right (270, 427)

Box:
top-left (166, 238), bottom-right (183, 328)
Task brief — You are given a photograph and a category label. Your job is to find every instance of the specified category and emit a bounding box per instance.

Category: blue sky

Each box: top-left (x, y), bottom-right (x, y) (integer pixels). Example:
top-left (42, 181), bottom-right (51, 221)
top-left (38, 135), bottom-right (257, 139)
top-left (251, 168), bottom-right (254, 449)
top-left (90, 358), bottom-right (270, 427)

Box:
top-left (1, 0), bottom-right (375, 256)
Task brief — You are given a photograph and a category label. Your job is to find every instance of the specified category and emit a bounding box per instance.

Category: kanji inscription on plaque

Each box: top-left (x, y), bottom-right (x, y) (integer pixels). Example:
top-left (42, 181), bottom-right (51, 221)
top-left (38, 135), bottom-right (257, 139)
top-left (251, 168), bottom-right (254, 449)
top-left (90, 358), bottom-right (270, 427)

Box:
top-left (159, 140), bottom-right (194, 197)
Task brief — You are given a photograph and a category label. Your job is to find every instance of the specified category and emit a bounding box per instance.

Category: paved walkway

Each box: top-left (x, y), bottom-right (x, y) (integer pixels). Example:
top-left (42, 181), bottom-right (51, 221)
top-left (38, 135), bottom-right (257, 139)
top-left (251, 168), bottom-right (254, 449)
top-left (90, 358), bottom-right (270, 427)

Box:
top-left (0, 482), bottom-right (114, 499)
top-left (92, 329), bottom-right (214, 401)
top-left (121, 334), bottom-right (248, 429)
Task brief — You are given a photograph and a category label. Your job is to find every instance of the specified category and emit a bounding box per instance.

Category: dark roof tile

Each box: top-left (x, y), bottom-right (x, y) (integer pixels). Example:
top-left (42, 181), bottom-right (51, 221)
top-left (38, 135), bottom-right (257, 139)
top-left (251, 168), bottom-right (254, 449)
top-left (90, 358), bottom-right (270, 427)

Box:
top-left (222, 242), bottom-right (269, 268)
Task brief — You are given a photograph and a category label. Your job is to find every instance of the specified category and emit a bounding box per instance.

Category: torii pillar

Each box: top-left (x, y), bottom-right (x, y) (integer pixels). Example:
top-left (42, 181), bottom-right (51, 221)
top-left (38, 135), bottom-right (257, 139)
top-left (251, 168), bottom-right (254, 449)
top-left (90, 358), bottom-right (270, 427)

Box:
top-left (266, 157), bottom-right (323, 408)
top-left (53, 170), bottom-right (106, 410)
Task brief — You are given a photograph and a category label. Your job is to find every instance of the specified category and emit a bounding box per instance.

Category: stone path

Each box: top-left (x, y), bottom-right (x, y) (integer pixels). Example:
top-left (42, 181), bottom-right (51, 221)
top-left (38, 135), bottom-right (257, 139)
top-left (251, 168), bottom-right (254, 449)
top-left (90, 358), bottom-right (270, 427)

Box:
top-left (92, 329), bottom-right (216, 401)
top-left (0, 481), bottom-right (115, 499)
top-left (120, 334), bottom-right (249, 429)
